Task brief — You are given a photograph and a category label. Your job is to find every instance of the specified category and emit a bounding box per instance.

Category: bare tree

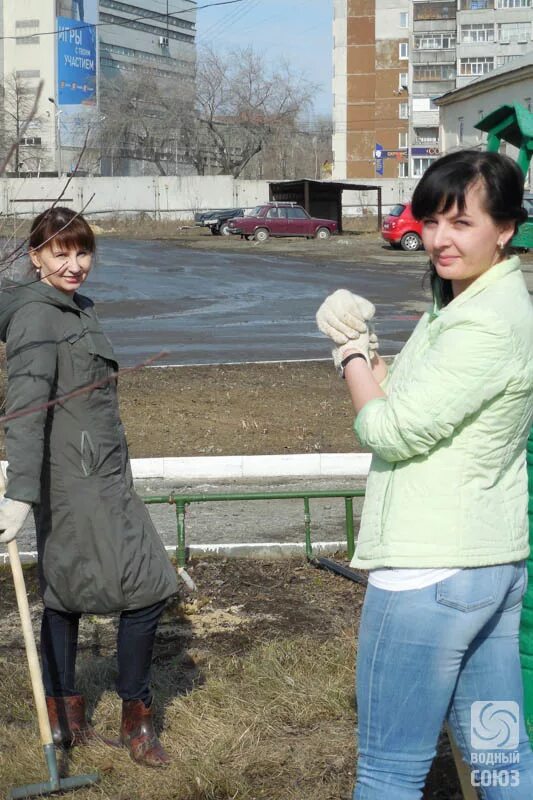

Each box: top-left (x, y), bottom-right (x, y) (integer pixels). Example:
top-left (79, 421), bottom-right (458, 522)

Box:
top-left (0, 73), bottom-right (45, 176)
top-left (99, 70), bottom-right (195, 176)
top-left (192, 45), bottom-right (316, 178)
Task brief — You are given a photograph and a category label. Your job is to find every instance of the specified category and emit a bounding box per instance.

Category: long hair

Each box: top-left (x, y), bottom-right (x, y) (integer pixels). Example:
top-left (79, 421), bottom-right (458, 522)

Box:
top-left (411, 150), bottom-right (527, 307)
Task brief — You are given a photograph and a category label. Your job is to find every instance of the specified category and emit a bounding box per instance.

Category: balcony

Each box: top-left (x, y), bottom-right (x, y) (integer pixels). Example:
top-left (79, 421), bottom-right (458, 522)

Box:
top-left (412, 48), bottom-right (457, 63)
top-left (413, 2), bottom-right (457, 21)
top-left (412, 110), bottom-right (440, 126)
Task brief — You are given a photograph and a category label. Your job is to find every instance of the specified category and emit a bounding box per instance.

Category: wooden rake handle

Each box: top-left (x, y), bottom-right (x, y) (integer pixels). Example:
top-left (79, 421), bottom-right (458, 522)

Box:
top-left (8, 537), bottom-right (54, 748)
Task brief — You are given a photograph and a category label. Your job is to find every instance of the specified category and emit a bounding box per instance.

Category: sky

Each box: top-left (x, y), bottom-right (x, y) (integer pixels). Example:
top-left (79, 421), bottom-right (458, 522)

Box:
top-left (194, 0), bottom-right (333, 117)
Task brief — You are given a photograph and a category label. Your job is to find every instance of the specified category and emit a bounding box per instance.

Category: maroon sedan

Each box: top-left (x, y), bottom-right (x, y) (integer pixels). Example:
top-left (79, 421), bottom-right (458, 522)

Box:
top-left (227, 203), bottom-right (338, 242)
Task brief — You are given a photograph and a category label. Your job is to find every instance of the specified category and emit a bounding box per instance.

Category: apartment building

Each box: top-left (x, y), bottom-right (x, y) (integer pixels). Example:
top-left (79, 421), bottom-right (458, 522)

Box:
top-left (0, 1), bottom-right (196, 175)
top-left (333, 0), bottom-right (533, 179)
top-left (333, 0), bottom-right (410, 179)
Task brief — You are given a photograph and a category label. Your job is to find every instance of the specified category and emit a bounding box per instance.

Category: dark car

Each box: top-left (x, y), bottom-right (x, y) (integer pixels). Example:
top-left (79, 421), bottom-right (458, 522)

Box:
top-left (194, 208), bottom-right (244, 235)
top-left (205, 207), bottom-right (244, 236)
top-left (381, 202), bottom-right (424, 251)
top-left (227, 203), bottom-right (338, 242)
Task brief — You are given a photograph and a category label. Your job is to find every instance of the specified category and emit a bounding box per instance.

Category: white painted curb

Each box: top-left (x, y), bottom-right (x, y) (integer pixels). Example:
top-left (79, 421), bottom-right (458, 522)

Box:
top-left (130, 453), bottom-right (372, 480)
top-left (1, 453), bottom-right (370, 482)
top-left (3, 542), bottom-right (349, 566)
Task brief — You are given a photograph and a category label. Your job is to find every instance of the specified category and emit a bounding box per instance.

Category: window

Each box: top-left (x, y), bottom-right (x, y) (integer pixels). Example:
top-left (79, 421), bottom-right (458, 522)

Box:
top-left (15, 18), bottom-right (39, 44)
top-left (413, 157), bottom-right (435, 177)
top-left (266, 208), bottom-right (281, 219)
top-left (400, 11), bottom-right (408, 27)
top-left (287, 207), bottom-right (308, 219)
top-left (16, 69), bottom-right (41, 79)
top-left (525, 97), bottom-right (532, 112)
top-left (399, 103), bottom-right (409, 119)
top-left (20, 136), bottom-right (42, 146)
top-left (399, 72), bottom-right (408, 90)
top-left (496, 0), bottom-right (530, 7)
top-left (458, 117), bottom-right (464, 144)
top-left (497, 54), bottom-right (523, 66)
top-left (413, 64), bottom-right (456, 80)
top-left (399, 42), bottom-right (409, 59)
top-left (498, 22), bottom-right (531, 43)
top-left (414, 33), bottom-right (456, 49)
top-left (399, 131), bottom-right (408, 148)
top-left (398, 162), bottom-right (409, 178)
top-left (460, 24), bottom-right (494, 43)
top-left (460, 57), bottom-right (494, 76)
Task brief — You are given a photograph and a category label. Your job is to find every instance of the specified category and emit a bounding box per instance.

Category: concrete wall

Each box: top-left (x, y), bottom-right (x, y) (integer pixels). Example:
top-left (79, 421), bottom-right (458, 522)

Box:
top-left (0, 175), bottom-right (418, 221)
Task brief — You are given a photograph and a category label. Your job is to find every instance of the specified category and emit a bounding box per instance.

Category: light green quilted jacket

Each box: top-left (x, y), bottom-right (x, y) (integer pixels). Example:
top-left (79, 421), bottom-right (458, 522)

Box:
top-left (351, 256), bottom-right (533, 569)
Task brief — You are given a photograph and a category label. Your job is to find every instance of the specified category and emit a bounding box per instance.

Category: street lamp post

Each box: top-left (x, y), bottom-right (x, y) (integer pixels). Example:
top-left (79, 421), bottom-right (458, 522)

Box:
top-left (48, 97), bottom-right (63, 176)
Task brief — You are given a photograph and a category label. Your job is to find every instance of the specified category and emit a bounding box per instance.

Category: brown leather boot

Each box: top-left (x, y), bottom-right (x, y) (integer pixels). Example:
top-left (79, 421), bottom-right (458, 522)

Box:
top-left (46, 695), bottom-right (119, 748)
top-left (120, 699), bottom-right (170, 767)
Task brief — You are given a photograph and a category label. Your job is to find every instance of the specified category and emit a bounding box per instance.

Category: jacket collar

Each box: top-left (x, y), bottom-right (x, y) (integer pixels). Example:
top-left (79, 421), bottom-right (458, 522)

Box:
top-left (25, 279), bottom-right (94, 316)
top-left (430, 255), bottom-right (521, 318)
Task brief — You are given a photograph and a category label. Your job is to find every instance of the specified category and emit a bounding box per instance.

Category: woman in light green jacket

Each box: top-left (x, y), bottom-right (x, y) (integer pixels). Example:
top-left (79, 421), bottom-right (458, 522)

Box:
top-left (317, 151), bottom-right (533, 799)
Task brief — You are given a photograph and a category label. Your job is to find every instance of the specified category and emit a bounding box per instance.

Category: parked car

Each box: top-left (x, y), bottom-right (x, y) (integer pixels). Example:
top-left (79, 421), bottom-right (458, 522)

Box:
top-left (227, 203), bottom-right (338, 242)
top-left (194, 208), bottom-right (244, 235)
top-left (194, 209), bottom-right (221, 226)
top-left (381, 203), bottom-right (424, 251)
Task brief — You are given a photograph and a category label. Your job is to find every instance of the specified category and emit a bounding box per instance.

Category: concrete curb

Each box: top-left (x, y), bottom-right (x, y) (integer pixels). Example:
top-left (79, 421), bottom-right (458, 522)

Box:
top-left (130, 453), bottom-right (372, 480)
top-left (2, 454), bottom-right (371, 482)
top-left (2, 541), bottom-right (348, 566)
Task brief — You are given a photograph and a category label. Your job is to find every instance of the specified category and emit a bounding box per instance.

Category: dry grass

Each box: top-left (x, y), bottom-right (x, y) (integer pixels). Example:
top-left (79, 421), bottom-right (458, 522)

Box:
top-left (0, 635), bottom-right (356, 800)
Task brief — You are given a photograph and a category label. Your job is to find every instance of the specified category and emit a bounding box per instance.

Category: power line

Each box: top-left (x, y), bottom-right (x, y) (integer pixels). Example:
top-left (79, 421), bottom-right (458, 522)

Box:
top-left (0, 0), bottom-right (246, 42)
top-left (200, 0), bottom-right (260, 42)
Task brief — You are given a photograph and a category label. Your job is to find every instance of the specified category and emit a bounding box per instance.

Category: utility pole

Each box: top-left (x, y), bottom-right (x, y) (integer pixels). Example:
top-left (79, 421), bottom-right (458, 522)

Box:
top-left (48, 97), bottom-right (62, 176)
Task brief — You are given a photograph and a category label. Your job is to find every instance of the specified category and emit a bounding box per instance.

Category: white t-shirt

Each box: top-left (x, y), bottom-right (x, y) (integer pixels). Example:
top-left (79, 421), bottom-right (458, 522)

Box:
top-left (368, 567), bottom-right (460, 591)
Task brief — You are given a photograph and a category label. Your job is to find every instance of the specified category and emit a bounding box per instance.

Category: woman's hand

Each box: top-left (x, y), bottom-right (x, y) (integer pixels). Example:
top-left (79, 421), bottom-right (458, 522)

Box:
top-left (0, 498), bottom-right (31, 543)
top-left (316, 289), bottom-right (376, 344)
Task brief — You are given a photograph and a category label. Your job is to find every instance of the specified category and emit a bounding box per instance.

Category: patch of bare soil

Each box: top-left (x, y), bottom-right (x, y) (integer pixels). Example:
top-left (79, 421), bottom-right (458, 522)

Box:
top-left (119, 361), bottom-right (363, 458)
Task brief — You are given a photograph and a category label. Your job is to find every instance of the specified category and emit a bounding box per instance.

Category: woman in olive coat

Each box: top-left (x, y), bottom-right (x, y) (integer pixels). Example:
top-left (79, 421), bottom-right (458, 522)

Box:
top-left (0, 206), bottom-right (178, 767)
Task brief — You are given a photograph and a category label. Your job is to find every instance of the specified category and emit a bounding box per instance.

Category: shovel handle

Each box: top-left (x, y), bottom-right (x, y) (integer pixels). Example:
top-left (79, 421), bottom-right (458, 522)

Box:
top-left (8, 538), bottom-right (54, 747)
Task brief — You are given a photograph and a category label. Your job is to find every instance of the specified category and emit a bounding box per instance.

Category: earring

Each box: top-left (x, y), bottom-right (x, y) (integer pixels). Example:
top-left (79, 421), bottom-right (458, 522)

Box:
top-left (498, 241), bottom-right (504, 250)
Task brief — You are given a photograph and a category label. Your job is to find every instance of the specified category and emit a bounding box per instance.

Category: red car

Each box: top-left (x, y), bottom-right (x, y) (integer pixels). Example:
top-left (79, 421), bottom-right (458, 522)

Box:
top-left (381, 203), bottom-right (424, 251)
top-left (227, 203), bottom-right (338, 242)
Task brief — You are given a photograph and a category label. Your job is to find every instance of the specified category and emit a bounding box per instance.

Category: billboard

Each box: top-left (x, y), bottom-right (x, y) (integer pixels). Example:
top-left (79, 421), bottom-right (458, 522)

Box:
top-left (56, 0), bottom-right (98, 151)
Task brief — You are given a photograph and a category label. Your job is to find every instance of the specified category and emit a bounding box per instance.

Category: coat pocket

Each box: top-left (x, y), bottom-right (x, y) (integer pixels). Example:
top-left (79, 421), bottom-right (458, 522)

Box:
top-left (80, 430), bottom-right (98, 476)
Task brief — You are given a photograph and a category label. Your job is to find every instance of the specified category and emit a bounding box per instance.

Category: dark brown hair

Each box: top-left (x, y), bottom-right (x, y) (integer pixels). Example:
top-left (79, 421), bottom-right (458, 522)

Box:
top-left (29, 206), bottom-right (95, 254)
top-left (411, 150), bottom-right (527, 306)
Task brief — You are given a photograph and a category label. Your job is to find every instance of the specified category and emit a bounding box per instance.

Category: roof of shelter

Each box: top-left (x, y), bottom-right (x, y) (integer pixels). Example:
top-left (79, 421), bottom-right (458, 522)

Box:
top-left (268, 179), bottom-right (381, 192)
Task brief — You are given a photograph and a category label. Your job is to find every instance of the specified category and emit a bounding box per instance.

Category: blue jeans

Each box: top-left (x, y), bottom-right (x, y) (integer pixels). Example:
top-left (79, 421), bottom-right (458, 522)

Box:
top-left (354, 562), bottom-right (533, 799)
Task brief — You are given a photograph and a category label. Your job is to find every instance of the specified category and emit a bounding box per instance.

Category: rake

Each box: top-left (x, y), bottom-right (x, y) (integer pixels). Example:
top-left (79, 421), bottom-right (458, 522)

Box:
top-left (4, 534), bottom-right (99, 798)
top-left (0, 454), bottom-right (100, 800)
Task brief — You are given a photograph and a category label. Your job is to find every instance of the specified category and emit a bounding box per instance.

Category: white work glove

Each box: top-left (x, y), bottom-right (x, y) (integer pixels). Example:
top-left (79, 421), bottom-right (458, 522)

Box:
top-left (332, 335), bottom-right (375, 374)
top-left (316, 289), bottom-right (376, 345)
top-left (0, 497), bottom-right (31, 543)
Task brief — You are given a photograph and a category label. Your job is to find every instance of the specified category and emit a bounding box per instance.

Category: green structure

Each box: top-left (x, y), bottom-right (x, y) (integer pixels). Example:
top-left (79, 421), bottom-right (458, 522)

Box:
top-left (475, 103), bottom-right (533, 250)
top-left (476, 104), bottom-right (533, 742)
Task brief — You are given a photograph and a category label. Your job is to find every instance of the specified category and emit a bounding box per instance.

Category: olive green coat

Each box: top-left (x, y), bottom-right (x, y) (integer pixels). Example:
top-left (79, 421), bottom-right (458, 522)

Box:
top-left (0, 281), bottom-right (178, 614)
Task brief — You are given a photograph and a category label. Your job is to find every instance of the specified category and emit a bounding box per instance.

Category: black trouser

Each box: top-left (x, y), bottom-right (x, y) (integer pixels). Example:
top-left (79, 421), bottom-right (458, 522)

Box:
top-left (41, 601), bottom-right (166, 706)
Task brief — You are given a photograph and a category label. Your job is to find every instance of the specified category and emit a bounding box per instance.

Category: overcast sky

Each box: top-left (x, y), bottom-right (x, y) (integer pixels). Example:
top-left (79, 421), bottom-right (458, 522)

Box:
top-left (195, 0), bottom-right (333, 117)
